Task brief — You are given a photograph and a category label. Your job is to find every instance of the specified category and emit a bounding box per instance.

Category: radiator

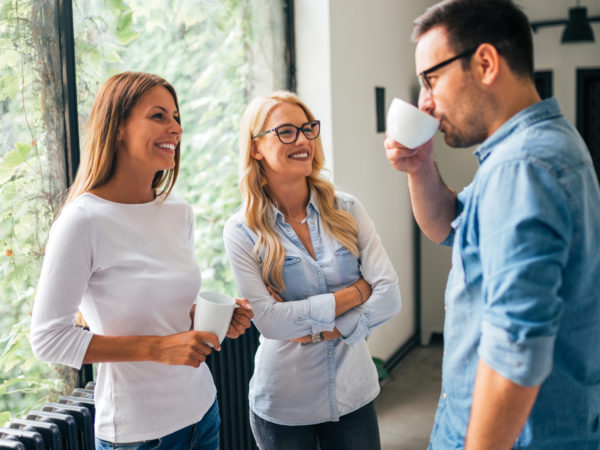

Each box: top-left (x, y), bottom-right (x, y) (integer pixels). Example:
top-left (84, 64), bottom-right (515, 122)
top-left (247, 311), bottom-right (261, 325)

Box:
top-left (0, 439), bottom-right (25, 450)
top-left (205, 324), bottom-right (260, 450)
top-left (2, 325), bottom-right (260, 449)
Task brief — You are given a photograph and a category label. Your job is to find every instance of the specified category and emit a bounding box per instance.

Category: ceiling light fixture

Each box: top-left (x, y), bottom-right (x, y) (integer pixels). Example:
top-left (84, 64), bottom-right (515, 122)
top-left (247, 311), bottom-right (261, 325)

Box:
top-left (530, 1), bottom-right (599, 44)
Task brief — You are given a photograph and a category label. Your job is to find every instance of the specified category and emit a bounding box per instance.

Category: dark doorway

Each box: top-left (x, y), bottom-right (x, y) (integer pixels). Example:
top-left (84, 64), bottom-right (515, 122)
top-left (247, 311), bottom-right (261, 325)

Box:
top-left (576, 68), bottom-right (600, 182)
top-left (534, 71), bottom-right (553, 99)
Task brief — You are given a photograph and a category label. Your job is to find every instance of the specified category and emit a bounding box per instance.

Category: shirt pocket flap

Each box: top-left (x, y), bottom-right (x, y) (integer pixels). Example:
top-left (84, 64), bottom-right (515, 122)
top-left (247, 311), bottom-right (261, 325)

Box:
top-left (334, 246), bottom-right (351, 256)
top-left (284, 256), bottom-right (302, 266)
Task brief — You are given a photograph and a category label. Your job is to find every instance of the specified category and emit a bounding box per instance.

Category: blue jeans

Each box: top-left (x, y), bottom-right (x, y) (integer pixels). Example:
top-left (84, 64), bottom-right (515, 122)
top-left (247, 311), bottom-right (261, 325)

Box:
top-left (95, 399), bottom-right (220, 450)
top-left (250, 401), bottom-right (381, 450)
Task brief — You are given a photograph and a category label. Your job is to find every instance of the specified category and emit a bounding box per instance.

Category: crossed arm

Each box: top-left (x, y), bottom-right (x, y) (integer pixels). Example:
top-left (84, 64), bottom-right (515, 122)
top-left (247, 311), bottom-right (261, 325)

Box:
top-left (223, 196), bottom-right (401, 344)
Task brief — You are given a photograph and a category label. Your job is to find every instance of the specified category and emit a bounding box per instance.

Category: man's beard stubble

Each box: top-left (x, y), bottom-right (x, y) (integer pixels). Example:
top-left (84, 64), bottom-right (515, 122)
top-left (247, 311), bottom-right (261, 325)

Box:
top-left (442, 75), bottom-right (493, 148)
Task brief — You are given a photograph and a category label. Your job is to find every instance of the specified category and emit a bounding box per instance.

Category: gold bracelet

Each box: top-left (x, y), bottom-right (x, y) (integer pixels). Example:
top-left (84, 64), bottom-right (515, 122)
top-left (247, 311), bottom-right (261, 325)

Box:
top-left (353, 284), bottom-right (364, 304)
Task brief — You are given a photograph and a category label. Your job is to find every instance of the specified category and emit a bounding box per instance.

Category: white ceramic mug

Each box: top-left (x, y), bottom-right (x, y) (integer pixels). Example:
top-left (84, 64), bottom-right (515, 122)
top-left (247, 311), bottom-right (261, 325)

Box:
top-left (386, 97), bottom-right (439, 148)
top-left (193, 291), bottom-right (238, 345)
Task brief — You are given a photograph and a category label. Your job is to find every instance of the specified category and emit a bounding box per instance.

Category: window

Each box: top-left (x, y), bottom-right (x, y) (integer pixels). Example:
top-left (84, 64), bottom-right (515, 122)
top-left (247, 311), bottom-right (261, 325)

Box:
top-left (72, 0), bottom-right (290, 294)
top-left (0, 0), bottom-right (73, 420)
top-left (0, 0), bottom-right (290, 420)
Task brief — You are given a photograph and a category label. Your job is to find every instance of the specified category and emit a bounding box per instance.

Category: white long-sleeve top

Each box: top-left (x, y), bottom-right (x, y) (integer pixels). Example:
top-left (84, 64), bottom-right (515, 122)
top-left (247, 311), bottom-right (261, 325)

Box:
top-left (30, 193), bottom-right (216, 443)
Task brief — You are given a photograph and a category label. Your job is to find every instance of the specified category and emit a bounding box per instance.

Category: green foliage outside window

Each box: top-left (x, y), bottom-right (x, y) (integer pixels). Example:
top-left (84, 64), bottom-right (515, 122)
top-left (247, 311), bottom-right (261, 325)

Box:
top-left (1, 0), bottom-right (74, 424)
top-left (0, 0), bottom-right (287, 421)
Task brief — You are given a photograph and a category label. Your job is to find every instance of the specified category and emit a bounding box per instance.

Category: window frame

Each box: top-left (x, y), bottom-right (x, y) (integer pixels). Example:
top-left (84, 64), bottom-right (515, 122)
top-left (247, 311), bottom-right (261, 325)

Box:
top-left (56, 0), bottom-right (295, 387)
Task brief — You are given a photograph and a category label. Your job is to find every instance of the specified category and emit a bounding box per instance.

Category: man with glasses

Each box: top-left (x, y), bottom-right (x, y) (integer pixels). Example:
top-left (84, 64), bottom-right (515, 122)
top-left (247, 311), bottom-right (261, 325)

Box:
top-left (385, 0), bottom-right (600, 448)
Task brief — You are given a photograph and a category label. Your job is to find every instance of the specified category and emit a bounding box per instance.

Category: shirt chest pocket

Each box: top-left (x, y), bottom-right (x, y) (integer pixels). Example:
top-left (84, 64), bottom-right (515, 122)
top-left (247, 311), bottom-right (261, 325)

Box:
top-left (330, 246), bottom-right (360, 284)
top-left (281, 256), bottom-right (311, 296)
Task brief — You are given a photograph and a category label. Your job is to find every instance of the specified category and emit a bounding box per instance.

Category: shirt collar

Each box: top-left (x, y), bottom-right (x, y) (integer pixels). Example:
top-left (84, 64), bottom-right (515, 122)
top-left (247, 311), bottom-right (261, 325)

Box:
top-left (473, 97), bottom-right (562, 164)
top-left (269, 189), bottom-right (320, 226)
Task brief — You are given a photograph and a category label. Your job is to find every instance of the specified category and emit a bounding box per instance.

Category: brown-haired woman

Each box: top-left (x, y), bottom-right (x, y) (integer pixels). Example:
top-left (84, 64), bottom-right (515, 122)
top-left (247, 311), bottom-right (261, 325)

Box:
top-left (223, 91), bottom-right (401, 449)
top-left (31, 71), bottom-right (253, 450)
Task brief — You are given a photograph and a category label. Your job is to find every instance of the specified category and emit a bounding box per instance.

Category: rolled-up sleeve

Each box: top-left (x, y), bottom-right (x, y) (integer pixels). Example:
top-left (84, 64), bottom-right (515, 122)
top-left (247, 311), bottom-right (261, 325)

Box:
top-left (335, 306), bottom-right (371, 346)
top-left (30, 207), bottom-right (94, 369)
top-left (478, 321), bottom-right (556, 386)
top-left (477, 160), bottom-right (571, 386)
top-left (223, 218), bottom-right (335, 340)
top-left (333, 195), bottom-right (402, 346)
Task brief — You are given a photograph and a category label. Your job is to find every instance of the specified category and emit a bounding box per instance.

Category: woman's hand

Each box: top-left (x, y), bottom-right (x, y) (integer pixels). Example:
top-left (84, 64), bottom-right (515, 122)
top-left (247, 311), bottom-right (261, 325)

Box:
top-left (226, 298), bottom-right (254, 339)
top-left (292, 328), bottom-right (342, 344)
top-left (267, 285), bottom-right (284, 302)
top-left (150, 330), bottom-right (220, 368)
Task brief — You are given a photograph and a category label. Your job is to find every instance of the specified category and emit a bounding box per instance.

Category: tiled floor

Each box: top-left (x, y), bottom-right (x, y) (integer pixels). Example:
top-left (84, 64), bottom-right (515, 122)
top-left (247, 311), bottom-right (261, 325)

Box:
top-left (375, 338), bottom-right (443, 450)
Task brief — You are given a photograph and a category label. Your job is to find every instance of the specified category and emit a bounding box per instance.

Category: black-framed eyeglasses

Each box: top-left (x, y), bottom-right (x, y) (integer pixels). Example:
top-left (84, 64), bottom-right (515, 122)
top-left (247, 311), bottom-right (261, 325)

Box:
top-left (418, 47), bottom-right (479, 92)
top-left (252, 120), bottom-right (320, 144)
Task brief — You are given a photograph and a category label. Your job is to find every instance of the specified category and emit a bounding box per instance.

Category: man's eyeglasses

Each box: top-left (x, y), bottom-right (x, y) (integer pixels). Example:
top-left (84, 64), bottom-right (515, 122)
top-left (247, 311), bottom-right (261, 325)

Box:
top-left (252, 120), bottom-right (320, 144)
top-left (418, 47), bottom-right (478, 92)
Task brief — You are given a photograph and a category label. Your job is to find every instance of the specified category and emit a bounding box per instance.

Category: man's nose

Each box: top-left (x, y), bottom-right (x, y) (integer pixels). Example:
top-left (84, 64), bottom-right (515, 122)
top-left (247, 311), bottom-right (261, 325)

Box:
top-left (418, 87), bottom-right (435, 116)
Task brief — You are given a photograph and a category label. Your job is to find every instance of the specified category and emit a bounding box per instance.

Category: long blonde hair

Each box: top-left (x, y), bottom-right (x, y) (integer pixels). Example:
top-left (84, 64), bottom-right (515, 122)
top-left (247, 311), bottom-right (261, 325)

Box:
top-left (239, 91), bottom-right (359, 291)
top-left (64, 72), bottom-right (181, 206)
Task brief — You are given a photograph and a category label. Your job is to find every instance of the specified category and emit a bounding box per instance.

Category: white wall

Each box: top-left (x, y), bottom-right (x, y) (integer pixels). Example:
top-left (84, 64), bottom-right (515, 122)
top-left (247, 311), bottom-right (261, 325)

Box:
top-left (420, 0), bottom-right (600, 344)
top-left (295, 0), bottom-right (600, 358)
top-left (524, 0), bottom-right (600, 124)
top-left (295, 0), bottom-right (437, 360)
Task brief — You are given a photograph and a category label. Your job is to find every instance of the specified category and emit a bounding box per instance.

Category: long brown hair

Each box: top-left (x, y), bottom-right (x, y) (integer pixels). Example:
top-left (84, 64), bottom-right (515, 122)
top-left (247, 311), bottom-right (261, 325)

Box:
top-left (64, 72), bottom-right (181, 206)
top-left (239, 91), bottom-right (359, 291)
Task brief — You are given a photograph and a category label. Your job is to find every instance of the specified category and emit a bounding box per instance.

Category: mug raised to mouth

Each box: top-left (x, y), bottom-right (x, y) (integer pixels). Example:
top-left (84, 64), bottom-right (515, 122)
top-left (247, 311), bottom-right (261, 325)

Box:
top-left (387, 97), bottom-right (440, 149)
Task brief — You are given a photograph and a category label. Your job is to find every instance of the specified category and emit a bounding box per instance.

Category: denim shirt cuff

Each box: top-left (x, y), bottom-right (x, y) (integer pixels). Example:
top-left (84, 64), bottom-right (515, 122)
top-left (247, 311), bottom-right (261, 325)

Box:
top-left (337, 307), bottom-right (372, 346)
top-left (300, 293), bottom-right (336, 334)
top-left (478, 320), bottom-right (555, 387)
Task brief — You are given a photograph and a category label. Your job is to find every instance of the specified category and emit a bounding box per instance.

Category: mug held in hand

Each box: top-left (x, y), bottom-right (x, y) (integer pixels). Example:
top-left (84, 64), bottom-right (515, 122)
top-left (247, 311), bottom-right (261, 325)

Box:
top-left (386, 97), bottom-right (439, 149)
top-left (194, 291), bottom-right (238, 345)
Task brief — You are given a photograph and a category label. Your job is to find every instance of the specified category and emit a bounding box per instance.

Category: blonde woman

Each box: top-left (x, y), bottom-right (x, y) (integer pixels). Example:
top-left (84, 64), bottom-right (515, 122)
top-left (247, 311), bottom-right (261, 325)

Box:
top-left (30, 72), bottom-right (253, 450)
top-left (223, 91), bottom-right (401, 450)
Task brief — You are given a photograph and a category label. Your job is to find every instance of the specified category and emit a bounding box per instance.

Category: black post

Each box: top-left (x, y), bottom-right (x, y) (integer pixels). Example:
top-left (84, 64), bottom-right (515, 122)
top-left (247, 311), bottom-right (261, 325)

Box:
top-left (58, 0), bottom-right (91, 388)
top-left (285, 0), bottom-right (296, 92)
top-left (58, 0), bottom-right (80, 185)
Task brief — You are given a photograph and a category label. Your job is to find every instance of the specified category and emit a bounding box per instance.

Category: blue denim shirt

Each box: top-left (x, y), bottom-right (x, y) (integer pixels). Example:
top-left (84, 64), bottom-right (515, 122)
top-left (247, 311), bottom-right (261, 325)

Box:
top-left (223, 191), bottom-right (401, 425)
top-left (430, 98), bottom-right (600, 449)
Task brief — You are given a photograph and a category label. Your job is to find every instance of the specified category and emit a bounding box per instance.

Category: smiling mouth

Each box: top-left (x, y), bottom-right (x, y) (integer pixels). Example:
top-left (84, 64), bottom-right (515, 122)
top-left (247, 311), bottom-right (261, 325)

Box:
top-left (289, 152), bottom-right (309, 160)
top-left (156, 143), bottom-right (176, 153)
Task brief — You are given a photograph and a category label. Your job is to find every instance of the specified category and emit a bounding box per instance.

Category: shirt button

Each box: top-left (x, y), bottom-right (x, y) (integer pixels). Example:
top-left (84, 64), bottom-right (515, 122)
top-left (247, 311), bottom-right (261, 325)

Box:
top-left (444, 305), bottom-right (448, 311)
top-left (297, 318), bottom-right (302, 322)
top-left (328, 351), bottom-right (332, 355)
top-left (365, 313), bottom-right (369, 317)
top-left (443, 393), bottom-right (447, 399)
top-left (317, 271), bottom-right (322, 275)
top-left (330, 379), bottom-right (335, 383)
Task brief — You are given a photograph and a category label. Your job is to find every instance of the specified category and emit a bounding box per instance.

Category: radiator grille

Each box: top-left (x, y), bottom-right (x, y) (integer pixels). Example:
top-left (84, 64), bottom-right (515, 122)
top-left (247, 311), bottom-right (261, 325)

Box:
top-left (206, 324), bottom-right (260, 450)
top-left (2, 327), bottom-right (260, 449)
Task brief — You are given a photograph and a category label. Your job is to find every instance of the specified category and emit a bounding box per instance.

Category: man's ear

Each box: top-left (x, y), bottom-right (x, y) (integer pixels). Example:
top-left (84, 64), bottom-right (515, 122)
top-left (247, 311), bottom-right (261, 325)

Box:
top-left (473, 43), bottom-right (500, 87)
top-left (250, 141), bottom-right (263, 160)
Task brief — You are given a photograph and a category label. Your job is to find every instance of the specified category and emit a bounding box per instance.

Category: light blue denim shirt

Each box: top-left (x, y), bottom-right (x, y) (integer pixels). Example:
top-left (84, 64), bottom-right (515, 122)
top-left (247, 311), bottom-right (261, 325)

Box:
top-left (430, 98), bottom-right (600, 449)
top-left (223, 191), bottom-right (401, 425)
